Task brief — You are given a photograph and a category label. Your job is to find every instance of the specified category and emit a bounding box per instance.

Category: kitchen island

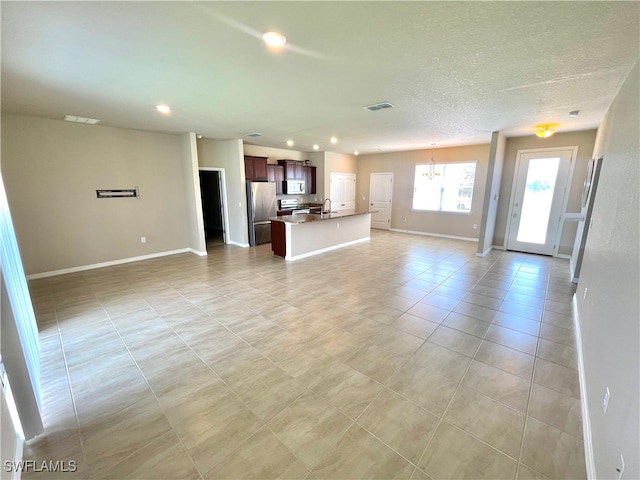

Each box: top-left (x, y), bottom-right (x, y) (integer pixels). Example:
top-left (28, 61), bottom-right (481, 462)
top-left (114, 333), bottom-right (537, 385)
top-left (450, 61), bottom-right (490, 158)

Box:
top-left (270, 210), bottom-right (372, 261)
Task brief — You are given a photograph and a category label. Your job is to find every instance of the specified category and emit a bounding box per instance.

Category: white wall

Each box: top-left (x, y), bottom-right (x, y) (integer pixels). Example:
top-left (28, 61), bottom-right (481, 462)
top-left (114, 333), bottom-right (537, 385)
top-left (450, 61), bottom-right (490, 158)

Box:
top-left (197, 138), bottom-right (248, 246)
top-left (181, 133), bottom-right (206, 254)
top-left (356, 144), bottom-right (490, 239)
top-left (325, 152), bottom-right (357, 201)
top-left (493, 130), bottom-right (597, 254)
top-left (477, 132), bottom-right (506, 255)
top-left (242, 144), bottom-right (306, 164)
top-left (1, 114), bottom-right (191, 276)
top-left (576, 63), bottom-right (639, 480)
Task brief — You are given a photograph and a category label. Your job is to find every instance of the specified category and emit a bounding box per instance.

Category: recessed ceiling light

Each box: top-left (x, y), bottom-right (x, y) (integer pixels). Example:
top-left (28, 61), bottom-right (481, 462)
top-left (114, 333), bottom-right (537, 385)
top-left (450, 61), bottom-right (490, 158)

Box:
top-left (354, 151), bottom-right (359, 156)
top-left (286, 139), bottom-right (294, 147)
top-left (313, 144), bottom-right (319, 150)
top-left (330, 137), bottom-right (338, 144)
top-left (196, 134), bottom-right (203, 139)
top-left (155, 104), bottom-right (171, 114)
top-left (263, 32), bottom-right (287, 47)
top-left (568, 110), bottom-right (580, 117)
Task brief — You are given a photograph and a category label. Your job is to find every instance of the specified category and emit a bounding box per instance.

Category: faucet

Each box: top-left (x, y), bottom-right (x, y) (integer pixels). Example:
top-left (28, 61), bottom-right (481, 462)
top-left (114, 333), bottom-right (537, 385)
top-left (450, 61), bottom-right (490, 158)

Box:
top-left (323, 198), bottom-right (332, 214)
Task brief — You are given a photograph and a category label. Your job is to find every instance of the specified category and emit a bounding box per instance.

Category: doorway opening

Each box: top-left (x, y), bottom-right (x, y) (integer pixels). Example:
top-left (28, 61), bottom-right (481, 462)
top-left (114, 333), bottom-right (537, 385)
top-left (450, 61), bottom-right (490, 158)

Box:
top-left (506, 147), bottom-right (577, 256)
top-left (199, 170), bottom-right (225, 249)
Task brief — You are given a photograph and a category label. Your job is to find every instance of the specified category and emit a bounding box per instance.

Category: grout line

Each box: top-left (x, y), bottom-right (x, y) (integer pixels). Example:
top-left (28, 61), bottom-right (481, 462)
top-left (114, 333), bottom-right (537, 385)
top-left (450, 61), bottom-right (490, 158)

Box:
top-left (33, 233), bottom-right (580, 480)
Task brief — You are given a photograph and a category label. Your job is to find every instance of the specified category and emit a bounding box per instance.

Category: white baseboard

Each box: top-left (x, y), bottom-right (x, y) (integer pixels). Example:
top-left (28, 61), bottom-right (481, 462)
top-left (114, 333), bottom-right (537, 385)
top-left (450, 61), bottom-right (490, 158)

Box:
top-left (286, 237), bottom-right (370, 261)
top-left (228, 241), bottom-right (250, 248)
top-left (491, 244), bottom-right (506, 251)
top-left (26, 248), bottom-right (192, 279)
top-left (189, 249), bottom-right (208, 256)
top-left (557, 253), bottom-right (571, 260)
top-left (573, 294), bottom-right (596, 480)
top-left (389, 228), bottom-right (478, 243)
top-left (12, 438), bottom-right (23, 480)
top-left (476, 246), bottom-right (493, 257)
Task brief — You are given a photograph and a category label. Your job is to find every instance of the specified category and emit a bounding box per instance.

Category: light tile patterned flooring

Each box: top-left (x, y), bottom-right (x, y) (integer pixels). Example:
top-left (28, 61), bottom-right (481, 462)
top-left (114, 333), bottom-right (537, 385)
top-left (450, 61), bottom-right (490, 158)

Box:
top-left (24, 231), bottom-right (586, 479)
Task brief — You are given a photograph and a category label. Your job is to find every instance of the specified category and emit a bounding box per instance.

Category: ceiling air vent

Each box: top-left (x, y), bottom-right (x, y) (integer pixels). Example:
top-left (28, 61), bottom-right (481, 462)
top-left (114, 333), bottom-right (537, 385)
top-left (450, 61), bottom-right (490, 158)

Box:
top-left (363, 101), bottom-right (395, 112)
top-left (244, 132), bottom-right (264, 138)
top-left (63, 114), bottom-right (100, 124)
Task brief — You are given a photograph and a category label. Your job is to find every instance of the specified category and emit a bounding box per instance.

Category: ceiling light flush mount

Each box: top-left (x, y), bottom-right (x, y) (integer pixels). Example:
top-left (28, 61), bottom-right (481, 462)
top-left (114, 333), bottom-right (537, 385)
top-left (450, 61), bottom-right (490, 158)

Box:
top-left (330, 137), bottom-right (338, 144)
top-left (263, 32), bottom-right (287, 47)
top-left (535, 125), bottom-right (556, 138)
top-left (313, 144), bottom-right (319, 150)
top-left (155, 104), bottom-right (171, 114)
top-left (354, 151), bottom-right (359, 156)
top-left (286, 139), bottom-right (294, 147)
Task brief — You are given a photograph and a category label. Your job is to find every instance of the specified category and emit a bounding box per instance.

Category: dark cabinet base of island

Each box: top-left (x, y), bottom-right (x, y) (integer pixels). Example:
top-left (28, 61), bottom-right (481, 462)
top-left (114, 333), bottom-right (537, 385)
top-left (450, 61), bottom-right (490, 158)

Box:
top-left (270, 212), bottom-right (372, 261)
top-left (271, 221), bottom-right (286, 257)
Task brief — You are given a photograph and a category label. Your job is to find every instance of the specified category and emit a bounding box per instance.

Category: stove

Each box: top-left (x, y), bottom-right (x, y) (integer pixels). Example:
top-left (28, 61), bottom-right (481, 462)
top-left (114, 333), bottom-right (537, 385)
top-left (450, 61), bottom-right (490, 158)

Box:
top-left (278, 198), bottom-right (309, 215)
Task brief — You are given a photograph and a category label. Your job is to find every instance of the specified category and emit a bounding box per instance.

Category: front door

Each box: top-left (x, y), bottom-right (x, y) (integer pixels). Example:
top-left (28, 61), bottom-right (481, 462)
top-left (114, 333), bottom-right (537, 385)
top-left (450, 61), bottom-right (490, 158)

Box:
top-left (506, 148), bottom-right (576, 255)
top-left (369, 173), bottom-right (393, 229)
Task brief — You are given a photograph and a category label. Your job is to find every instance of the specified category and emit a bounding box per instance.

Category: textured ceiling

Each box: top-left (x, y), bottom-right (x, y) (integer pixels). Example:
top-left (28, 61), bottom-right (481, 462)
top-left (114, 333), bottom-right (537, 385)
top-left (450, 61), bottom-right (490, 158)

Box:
top-left (1, 1), bottom-right (638, 154)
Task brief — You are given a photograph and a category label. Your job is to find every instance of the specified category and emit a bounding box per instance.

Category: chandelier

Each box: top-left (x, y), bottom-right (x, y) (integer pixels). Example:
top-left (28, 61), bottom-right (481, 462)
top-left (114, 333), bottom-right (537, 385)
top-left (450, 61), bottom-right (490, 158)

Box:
top-left (423, 143), bottom-right (440, 179)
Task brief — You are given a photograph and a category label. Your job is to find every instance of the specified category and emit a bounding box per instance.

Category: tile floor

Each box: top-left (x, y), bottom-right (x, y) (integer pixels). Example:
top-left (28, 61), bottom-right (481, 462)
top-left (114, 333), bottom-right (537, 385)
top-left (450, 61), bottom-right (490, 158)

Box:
top-left (23, 230), bottom-right (586, 479)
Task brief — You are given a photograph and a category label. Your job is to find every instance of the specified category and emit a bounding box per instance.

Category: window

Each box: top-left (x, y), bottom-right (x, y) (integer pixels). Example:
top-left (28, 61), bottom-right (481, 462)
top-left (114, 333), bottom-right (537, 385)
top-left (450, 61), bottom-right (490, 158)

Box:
top-left (412, 162), bottom-right (477, 213)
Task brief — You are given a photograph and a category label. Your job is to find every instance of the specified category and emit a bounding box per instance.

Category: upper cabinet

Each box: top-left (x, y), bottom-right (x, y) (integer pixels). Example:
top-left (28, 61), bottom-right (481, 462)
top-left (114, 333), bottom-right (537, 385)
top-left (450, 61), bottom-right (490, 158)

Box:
top-left (277, 160), bottom-right (317, 194)
top-left (244, 156), bottom-right (268, 181)
top-left (267, 164), bottom-right (284, 194)
top-left (303, 165), bottom-right (317, 195)
top-left (278, 159), bottom-right (304, 180)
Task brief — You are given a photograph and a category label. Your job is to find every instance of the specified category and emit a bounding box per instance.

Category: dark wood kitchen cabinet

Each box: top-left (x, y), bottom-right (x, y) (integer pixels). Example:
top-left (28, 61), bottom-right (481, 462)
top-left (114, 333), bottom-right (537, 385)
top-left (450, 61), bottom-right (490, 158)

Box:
top-left (303, 166), bottom-right (317, 195)
top-left (244, 156), bottom-right (268, 180)
top-left (278, 160), bottom-right (304, 180)
top-left (271, 221), bottom-right (286, 257)
top-left (267, 164), bottom-right (284, 194)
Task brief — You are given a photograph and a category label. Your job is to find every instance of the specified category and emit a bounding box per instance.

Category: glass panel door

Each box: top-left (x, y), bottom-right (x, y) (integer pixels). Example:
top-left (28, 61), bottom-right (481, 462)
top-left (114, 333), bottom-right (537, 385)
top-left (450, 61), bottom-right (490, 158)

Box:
top-left (507, 149), bottom-right (574, 255)
top-left (516, 157), bottom-right (560, 244)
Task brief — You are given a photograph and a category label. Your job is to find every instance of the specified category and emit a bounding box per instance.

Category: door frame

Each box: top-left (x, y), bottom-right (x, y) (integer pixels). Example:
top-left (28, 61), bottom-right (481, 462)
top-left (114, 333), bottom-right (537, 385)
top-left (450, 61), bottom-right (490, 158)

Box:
top-left (505, 146), bottom-right (578, 256)
top-left (369, 172), bottom-right (393, 230)
top-left (199, 167), bottom-right (230, 245)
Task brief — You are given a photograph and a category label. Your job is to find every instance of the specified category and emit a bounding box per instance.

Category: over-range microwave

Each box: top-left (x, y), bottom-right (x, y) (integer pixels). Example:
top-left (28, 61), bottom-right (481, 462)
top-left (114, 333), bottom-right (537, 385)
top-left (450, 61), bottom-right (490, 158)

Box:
top-left (285, 180), bottom-right (305, 194)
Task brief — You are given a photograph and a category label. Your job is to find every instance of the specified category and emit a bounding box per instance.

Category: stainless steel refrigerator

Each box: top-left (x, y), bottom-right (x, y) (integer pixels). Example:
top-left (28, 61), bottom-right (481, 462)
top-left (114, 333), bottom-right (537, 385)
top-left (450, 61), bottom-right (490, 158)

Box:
top-left (247, 181), bottom-right (277, 246)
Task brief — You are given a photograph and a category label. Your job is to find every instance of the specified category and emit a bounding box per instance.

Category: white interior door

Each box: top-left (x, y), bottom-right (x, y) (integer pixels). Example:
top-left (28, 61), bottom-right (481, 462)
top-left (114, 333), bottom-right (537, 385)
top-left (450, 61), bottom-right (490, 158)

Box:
top-left (330, 173), bottom-right (356, 211)
top-left (369, 173), bottom-right (393, 229)
top-left (507, 148), bottom-right (575, 255)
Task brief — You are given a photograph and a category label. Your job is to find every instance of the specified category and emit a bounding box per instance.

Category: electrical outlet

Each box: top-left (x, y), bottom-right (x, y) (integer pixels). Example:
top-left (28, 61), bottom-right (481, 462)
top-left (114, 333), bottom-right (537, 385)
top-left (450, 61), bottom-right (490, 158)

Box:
top-left (140, 236), bottom-right (146, 244)
top-left (403, 217), bottom-right (407, 222)
top-left (238, 201), bottom-right (242, 207)
top-left (603, 387), bottom-right (610, 413)
top-left (616, 454), bottom-right (625, 479)
top-left (583, 288), bottom-right (588, 300)
top-left (473, 224), bottom-right (478, 229)
top-left (337, 222), bottom-right (340, 229)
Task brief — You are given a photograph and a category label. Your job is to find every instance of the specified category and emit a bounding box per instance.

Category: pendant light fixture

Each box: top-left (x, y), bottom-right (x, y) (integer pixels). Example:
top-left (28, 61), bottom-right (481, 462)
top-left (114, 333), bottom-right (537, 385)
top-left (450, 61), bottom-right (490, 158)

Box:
top-left (426, 143), bottom-right (440, 180)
